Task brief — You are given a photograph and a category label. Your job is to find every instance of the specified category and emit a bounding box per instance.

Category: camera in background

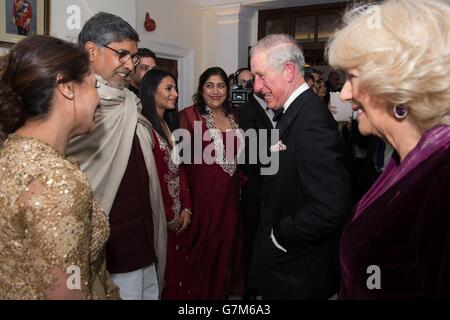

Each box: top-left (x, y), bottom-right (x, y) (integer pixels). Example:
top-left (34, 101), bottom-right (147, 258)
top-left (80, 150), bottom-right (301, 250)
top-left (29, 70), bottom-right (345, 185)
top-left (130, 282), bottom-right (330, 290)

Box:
top-left (229, 67), bottom-right (254, 107)
top-left (230, 79), bottom-right (253, 106)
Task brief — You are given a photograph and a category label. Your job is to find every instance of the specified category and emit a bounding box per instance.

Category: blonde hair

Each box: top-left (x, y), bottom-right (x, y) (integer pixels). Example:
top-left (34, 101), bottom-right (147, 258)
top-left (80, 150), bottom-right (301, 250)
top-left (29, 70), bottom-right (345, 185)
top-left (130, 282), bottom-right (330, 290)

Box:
top-left (326, 0), bottom-right (450, 131)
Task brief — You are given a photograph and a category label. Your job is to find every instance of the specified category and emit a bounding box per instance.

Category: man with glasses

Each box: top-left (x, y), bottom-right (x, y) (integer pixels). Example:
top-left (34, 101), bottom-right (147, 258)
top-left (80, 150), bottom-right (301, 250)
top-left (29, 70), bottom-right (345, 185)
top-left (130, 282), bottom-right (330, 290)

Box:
top-left (67, 12), bottom-right (166, 300)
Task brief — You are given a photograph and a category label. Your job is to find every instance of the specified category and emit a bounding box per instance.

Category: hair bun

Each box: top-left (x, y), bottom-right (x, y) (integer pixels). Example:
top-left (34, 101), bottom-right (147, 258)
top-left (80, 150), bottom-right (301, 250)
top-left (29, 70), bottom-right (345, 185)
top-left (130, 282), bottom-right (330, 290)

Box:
top-left (0, 79), bottom-right (26, 134)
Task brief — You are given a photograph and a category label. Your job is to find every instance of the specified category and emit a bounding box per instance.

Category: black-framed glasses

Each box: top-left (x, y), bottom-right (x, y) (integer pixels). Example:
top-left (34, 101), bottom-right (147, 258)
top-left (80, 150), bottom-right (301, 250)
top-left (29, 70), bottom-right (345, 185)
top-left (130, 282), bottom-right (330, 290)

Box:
top-left (102, 45), bottom-right (141, 67)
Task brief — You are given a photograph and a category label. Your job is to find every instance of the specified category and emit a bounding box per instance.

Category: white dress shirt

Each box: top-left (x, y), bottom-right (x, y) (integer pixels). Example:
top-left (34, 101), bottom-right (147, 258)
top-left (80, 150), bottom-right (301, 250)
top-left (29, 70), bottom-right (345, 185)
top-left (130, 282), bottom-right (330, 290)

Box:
top-left (283, 82), bottom-right (310, 114)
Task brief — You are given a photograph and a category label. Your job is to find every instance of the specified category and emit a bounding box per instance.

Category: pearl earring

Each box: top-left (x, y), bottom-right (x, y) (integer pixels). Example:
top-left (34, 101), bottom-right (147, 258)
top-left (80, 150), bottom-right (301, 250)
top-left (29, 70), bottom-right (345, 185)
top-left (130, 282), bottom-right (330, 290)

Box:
top-left (393, 104), bottom-right (408, 119)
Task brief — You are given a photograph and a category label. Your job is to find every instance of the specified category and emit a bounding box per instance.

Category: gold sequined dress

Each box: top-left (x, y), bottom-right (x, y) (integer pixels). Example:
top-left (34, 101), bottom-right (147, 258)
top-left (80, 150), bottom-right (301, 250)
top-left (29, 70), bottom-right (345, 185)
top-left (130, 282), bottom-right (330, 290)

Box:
top-left (0, 135), bottom-right (120, 299)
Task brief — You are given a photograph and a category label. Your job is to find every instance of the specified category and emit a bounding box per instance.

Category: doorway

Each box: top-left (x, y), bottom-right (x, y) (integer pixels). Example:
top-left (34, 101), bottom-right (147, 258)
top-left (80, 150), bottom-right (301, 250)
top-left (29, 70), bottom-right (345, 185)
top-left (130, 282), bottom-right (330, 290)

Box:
top-left (156, 57), bottom-right (178, 79)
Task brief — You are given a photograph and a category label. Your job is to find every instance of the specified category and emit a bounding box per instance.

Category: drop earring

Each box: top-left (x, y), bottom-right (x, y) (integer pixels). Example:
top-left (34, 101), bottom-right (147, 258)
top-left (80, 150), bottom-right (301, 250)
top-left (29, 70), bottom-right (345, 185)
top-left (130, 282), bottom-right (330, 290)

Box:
top-left (393, 104), bottom-right (408, 119)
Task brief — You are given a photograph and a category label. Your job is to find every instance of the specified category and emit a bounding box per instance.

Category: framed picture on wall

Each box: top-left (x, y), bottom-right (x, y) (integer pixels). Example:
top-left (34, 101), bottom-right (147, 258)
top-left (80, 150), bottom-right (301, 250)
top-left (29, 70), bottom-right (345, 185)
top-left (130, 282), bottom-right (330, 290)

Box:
top-left (0, 0), bottom-right (49, 48)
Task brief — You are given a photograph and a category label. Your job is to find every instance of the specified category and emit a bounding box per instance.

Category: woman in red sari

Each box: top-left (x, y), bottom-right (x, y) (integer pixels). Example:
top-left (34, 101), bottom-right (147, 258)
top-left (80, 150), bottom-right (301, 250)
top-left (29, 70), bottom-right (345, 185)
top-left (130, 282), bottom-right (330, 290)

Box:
top-left (179, 67), bottom-right (244, 299)
top-left (140, 69), bottom-right (193, 299)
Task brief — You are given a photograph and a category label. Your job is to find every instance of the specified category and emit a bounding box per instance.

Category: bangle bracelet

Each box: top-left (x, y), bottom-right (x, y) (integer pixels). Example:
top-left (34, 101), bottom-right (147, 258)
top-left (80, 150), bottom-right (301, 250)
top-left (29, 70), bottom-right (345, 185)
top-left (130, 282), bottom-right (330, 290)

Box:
top-left (168, 213), bottom-right (179, 225)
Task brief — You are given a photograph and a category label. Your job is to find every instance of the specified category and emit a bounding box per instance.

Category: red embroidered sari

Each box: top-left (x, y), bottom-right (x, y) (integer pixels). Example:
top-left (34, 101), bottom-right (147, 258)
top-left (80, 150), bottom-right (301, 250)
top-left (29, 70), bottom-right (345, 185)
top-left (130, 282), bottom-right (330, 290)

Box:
top-left (179, 105), bottom-right (244, 299)
top-left (152, 129), bottom-right (192, 299)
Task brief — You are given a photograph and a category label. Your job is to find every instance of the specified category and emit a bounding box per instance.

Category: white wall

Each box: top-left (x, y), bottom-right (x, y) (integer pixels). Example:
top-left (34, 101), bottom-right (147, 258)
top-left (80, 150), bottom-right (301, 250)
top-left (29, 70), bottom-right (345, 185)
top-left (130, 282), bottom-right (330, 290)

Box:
top-left (135, 0), bottom-right (203, 108)
top-left (216, 19), bottom-right (240, 74)
top-left (200, 8), bottom-right (219, 72)
top-left (249, 11), bottom-right (259, 48)
top-left (135, 0), bottom-right (201, 57)
top-left (50, 0), bottom-right (137, 43)
top-left (200, 5), bottom-right (257, 76)
top-left (238, 9), bottom-right (256, 69)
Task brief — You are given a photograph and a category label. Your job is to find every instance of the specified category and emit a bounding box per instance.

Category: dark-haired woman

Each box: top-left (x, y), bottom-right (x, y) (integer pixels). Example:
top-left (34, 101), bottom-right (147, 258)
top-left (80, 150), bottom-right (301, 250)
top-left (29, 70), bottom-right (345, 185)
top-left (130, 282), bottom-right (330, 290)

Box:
top-left (0, 35), bottom-right (119, 299)
top-left (179, 67), bottom-right (244, 299)
top-left (140, 69), bottom-right (193, 299)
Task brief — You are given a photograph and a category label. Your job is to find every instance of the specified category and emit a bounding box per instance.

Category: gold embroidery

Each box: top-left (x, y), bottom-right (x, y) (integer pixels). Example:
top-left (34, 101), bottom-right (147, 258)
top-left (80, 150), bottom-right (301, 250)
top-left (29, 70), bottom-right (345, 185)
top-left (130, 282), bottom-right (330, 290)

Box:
top-left (155, 131), bottom-right (181, 216)
top-left (0, 135), bottom-right (119, 300)
top-left (202, 108), bottom-right (244, 176)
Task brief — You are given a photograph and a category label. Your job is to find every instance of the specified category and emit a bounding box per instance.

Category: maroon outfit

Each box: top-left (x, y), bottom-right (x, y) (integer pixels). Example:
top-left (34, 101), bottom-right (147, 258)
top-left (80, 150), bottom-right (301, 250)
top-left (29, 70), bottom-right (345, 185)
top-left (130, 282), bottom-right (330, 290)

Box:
top-left (152, 129), bottom-right (192, 299)
top-left (106, 135), bottom-right (156, 273)
top-left (179, 106), bottom-right (244, 299)
top-left (339, 125), bottom-right (450, 299)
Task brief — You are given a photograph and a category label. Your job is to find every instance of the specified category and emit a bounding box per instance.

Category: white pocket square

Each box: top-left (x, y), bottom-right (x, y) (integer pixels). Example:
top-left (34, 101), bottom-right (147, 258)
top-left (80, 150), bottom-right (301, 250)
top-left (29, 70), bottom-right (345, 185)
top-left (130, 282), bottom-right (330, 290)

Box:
top-left (270, 140), bottom-right (287, 153)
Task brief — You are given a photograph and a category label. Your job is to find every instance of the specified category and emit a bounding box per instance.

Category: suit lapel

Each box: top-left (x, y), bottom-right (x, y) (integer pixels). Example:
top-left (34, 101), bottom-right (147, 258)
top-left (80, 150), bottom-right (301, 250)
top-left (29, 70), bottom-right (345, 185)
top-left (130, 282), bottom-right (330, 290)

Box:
top-left (276, 88), bottom-right (315, 138)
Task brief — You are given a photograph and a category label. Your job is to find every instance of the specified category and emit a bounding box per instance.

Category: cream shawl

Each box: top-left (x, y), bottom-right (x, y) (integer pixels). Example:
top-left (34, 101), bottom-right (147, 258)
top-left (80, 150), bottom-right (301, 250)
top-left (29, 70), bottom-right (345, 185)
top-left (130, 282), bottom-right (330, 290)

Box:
top-left (67, 75), bottom-right (167, 293)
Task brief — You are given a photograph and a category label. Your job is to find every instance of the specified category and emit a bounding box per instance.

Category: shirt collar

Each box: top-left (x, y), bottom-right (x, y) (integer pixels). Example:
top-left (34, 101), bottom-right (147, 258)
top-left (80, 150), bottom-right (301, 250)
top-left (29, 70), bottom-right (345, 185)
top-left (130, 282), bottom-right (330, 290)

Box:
top-left (283, 82), bottom-right (310, 113)
top-left (254, 94), bottom-right (267, 111)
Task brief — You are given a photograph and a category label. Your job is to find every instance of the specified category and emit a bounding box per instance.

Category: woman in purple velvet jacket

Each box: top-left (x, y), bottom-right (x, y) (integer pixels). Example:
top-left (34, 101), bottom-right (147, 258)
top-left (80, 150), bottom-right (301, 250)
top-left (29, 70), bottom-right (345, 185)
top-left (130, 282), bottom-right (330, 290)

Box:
top-left (326, 0), bottom-right (450, 299)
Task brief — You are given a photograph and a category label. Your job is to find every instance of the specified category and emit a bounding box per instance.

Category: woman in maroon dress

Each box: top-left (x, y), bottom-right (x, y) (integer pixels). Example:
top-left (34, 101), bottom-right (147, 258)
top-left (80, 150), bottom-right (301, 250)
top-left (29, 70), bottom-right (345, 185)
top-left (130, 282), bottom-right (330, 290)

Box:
top-left (140, 69), bottom-right (193, 299)
top-left (327, 0), bottom-right (450, 298)
top-left (178, 67), bottom-right (244, 299)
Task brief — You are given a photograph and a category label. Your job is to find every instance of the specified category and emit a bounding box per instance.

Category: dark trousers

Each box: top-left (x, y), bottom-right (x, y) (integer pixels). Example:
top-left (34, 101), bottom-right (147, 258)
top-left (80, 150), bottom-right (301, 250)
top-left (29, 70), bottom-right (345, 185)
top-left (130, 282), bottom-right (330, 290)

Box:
top-left (240, 184), bottom-right (262, 299)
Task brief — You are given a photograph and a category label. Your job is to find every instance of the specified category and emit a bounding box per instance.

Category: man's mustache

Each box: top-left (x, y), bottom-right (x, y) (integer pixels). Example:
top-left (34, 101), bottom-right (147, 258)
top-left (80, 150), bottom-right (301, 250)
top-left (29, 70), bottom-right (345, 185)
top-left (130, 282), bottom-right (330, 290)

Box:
top-left (114, 69), bottom-right (131, 77)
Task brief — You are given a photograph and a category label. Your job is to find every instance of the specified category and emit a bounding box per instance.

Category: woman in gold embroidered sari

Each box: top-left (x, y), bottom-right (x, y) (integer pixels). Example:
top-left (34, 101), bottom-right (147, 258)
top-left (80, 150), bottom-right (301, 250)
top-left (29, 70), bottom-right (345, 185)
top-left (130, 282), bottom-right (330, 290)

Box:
top-left (0, 35), bottom-right (119, 299)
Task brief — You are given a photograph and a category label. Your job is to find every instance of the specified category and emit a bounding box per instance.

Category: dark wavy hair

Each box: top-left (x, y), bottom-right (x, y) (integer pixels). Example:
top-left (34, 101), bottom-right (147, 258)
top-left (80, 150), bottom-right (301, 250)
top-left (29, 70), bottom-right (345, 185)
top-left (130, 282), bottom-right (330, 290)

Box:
top-left (0, 35), bottom-right (90, 135)
top-left (193, 67), bottom-right (232, 116)
top-left (140, 68), bottom-right (179, 147)
top-left (138, 47), bottom-right (156, 60)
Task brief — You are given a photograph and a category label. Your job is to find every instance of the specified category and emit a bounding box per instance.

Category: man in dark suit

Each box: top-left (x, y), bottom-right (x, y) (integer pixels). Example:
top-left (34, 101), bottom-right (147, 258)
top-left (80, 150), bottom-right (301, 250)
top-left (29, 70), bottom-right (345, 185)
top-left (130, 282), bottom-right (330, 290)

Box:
top-left (237, 90), bottom-right (277, 299)
top-left (248, 34), bottom-right (351, 299)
